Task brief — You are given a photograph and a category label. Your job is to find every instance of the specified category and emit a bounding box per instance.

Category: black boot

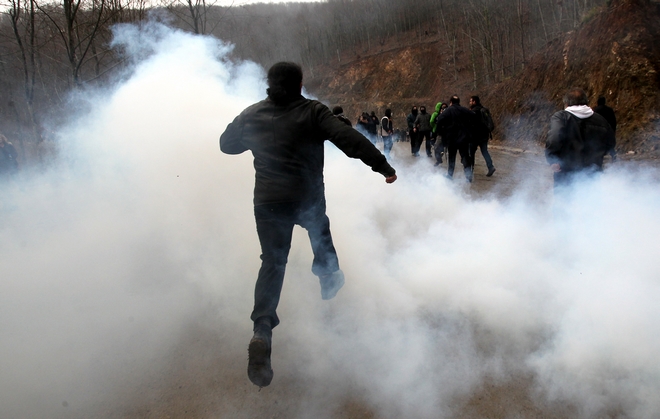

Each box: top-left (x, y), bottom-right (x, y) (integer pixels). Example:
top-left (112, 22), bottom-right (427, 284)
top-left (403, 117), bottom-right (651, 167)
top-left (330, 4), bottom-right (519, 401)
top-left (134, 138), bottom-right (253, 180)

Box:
top-left (248, 317), bottom-right (273, 387)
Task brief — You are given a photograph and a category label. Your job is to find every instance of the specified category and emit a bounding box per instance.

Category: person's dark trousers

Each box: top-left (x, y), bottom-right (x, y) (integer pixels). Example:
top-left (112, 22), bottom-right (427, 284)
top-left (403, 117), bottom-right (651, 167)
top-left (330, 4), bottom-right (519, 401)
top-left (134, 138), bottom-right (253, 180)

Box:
top-left (469, 140), bottom-right (494, 170)
top-left (446, 143), bottom-right (472, 178)
top-left (252, 197), bottom-right (339, 328)
top-left (434, 136), bottom-right (445, 163)
top-left (409, 129), bottom-right (419, 154)
top-left (419, 130), bottom-right (432, 156)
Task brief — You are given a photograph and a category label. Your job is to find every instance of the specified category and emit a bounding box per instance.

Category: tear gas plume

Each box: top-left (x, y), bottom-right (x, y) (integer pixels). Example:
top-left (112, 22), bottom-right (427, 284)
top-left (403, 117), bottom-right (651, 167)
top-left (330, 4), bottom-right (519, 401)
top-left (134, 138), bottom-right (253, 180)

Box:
top-left (1, 23), bottom-right (659, 419)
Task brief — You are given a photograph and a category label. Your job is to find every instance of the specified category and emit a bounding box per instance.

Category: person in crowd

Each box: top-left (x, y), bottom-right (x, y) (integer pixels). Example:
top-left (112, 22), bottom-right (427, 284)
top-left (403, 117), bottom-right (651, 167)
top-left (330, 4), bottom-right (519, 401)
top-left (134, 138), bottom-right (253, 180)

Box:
top-left (365, 112), bottom-right (378, 144)
top-left (468, 96), bottom-right (496, 177)
top-left (434, 95), bottom-right (475, 182)
top-left (356, 112), bottom-right (370, 137)
top-left (381, 108), bottom-right (394, 158)
top-left (0, 134), bottom-right (19, 176)
top-left (430, 101), bottom-right (444, 164)
top-left (370, 111), bottom-right (380, 142)
top-left (332, 106), bottom-right (353, 127)
top-left (593, 96), bottom-right (617, 161)
top-left (414, 105), bottom-right (433, 157)
top-left (546, 88), bottom-right (615, 188)
top-left (406, 106), bottom-right (419, 155)
top-left (220, 62), bottom-right (397, 388)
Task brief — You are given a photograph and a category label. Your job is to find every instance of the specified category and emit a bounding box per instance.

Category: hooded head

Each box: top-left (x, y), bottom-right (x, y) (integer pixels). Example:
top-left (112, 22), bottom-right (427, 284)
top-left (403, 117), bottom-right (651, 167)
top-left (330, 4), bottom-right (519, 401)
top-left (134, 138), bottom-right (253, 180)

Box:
top-left (435, 102), bottom-right (443, 112)
top-left (267, 62), bottom-right (303, 104)
top-left (385, 108), bottom-right (392, 118)
top-left (411, 106), bottom-right (418, 116)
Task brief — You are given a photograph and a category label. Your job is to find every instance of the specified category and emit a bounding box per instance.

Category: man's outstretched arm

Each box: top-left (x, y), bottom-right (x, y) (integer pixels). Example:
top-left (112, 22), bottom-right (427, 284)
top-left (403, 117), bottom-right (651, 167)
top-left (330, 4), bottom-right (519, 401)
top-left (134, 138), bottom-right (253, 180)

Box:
top-left (314, 103), bottom-right (396, 181)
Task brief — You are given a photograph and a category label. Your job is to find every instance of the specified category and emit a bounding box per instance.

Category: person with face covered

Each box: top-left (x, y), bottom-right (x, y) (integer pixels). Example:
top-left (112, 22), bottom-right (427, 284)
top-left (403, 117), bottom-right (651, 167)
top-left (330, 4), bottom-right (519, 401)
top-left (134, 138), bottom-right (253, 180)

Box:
top-left (406, 106), bottom-right (419, 155)
top-left (414, 105), bottom-right (433, 157)
top-left (220, 62), bottom-right (397, 388)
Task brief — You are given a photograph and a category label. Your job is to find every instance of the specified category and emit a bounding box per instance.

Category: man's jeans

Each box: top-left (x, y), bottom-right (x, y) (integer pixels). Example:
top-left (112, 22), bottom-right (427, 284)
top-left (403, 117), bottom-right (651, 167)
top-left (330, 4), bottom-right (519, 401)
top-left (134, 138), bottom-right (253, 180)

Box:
top-left (446, 142), bottom-right (473, 178)
top-left (470, 140), bottom-right (494, 170)
top-left (252, 197), bottom-right (339, 328)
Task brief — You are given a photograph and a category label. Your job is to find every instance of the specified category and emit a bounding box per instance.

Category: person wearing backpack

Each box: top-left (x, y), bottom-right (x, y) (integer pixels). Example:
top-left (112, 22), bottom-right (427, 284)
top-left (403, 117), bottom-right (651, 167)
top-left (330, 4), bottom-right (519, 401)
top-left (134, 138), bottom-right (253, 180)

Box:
top-left (469, 96), bottom-right (496, 177)
top-left (545, 88), bottom-right (615, 188)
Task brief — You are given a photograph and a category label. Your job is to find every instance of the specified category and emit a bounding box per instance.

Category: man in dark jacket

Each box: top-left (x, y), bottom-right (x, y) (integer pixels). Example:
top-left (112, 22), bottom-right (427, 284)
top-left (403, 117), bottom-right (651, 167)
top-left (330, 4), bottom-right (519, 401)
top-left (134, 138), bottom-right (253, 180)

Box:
top-left (414, 105), bottom-right (433, 157)
top-left (593, 96), bottom-right (617, 161)
top-left (220, 62), bottom-right (397, 388)
top-left (434, 95), bottom-right (476, 182)
top-left (469, 96), bottom-right (496, 177)
top-left (332, 105), bottom-right (353, 127)
top-left (406, 106), bottom-right (419, 155)
top-left (546, 88), bottom-right (615, 188)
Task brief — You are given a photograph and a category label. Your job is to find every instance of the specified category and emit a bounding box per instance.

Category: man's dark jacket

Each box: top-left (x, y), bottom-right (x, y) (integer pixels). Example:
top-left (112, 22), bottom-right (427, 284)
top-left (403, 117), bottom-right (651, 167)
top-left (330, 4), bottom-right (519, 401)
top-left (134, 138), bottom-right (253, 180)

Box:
top-left (545, 110), bottom-right (615, 172)
top-left (434, 105), bottom-right (477, 146)
top-left (406, 112), bottom-right (417, 131)
top-left (220, 96), bottom-right (395, 206)
top-left (470, 104), bottom-right (490, 143)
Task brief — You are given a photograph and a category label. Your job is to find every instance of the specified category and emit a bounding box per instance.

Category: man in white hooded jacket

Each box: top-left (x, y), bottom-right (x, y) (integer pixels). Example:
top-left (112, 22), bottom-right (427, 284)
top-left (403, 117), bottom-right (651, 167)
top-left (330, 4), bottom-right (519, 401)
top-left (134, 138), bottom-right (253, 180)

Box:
top-left (546, 88), bottom-right (615, 187)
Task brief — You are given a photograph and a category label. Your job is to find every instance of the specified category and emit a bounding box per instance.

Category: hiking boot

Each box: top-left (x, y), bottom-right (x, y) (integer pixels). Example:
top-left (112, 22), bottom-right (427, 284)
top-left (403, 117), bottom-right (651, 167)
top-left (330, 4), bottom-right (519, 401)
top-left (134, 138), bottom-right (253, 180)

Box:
top-left (248, 321), bottom-right (273, 387)
top-left (319, 269), bottom-right (345, 300)
top-left (486, 167), bottom-right (496, 177)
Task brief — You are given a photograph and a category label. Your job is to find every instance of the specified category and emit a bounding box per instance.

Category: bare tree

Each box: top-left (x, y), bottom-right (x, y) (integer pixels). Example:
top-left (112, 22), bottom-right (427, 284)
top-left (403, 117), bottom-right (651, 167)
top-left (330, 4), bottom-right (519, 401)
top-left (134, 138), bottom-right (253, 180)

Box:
top-left (35, 0), bottom-right (108, 86)
top-left (7, 0), bottom-right (41, 143)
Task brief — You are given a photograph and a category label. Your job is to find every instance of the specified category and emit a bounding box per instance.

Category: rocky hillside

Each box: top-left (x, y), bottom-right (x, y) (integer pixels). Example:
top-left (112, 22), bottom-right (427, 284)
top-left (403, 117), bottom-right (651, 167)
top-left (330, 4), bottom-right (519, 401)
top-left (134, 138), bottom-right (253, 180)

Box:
top-left (306, 0), bottom-right (660, 157)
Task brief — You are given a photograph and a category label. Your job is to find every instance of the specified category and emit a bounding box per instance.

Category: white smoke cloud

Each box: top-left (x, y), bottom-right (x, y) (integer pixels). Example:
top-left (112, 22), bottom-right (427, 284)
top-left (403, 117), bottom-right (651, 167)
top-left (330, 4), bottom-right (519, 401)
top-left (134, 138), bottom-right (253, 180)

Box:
top-left (1, 22), bottom-right (659, 419)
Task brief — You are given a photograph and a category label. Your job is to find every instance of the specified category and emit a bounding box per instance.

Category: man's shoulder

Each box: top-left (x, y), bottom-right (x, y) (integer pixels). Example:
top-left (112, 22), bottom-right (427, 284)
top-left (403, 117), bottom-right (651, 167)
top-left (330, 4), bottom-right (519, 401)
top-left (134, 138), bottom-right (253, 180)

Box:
top-left (239, 98), bottom-right (270, 115)
top-left (551, 109), bottom-right (569, 119)
top-left (455, 105), bottom-right (474, 116)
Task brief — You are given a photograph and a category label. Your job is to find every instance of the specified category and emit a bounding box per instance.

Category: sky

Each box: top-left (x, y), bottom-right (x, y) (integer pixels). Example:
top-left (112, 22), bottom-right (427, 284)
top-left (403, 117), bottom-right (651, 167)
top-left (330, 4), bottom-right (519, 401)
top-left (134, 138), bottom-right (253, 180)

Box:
top-left (1, 21), bottom-right (660, 419)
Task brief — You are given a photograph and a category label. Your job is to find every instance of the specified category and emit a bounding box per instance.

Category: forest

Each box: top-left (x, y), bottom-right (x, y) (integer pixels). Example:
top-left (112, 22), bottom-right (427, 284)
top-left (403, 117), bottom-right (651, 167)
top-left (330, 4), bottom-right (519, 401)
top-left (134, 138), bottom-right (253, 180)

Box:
top-left (0, 0), bottom-right (608, 162)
